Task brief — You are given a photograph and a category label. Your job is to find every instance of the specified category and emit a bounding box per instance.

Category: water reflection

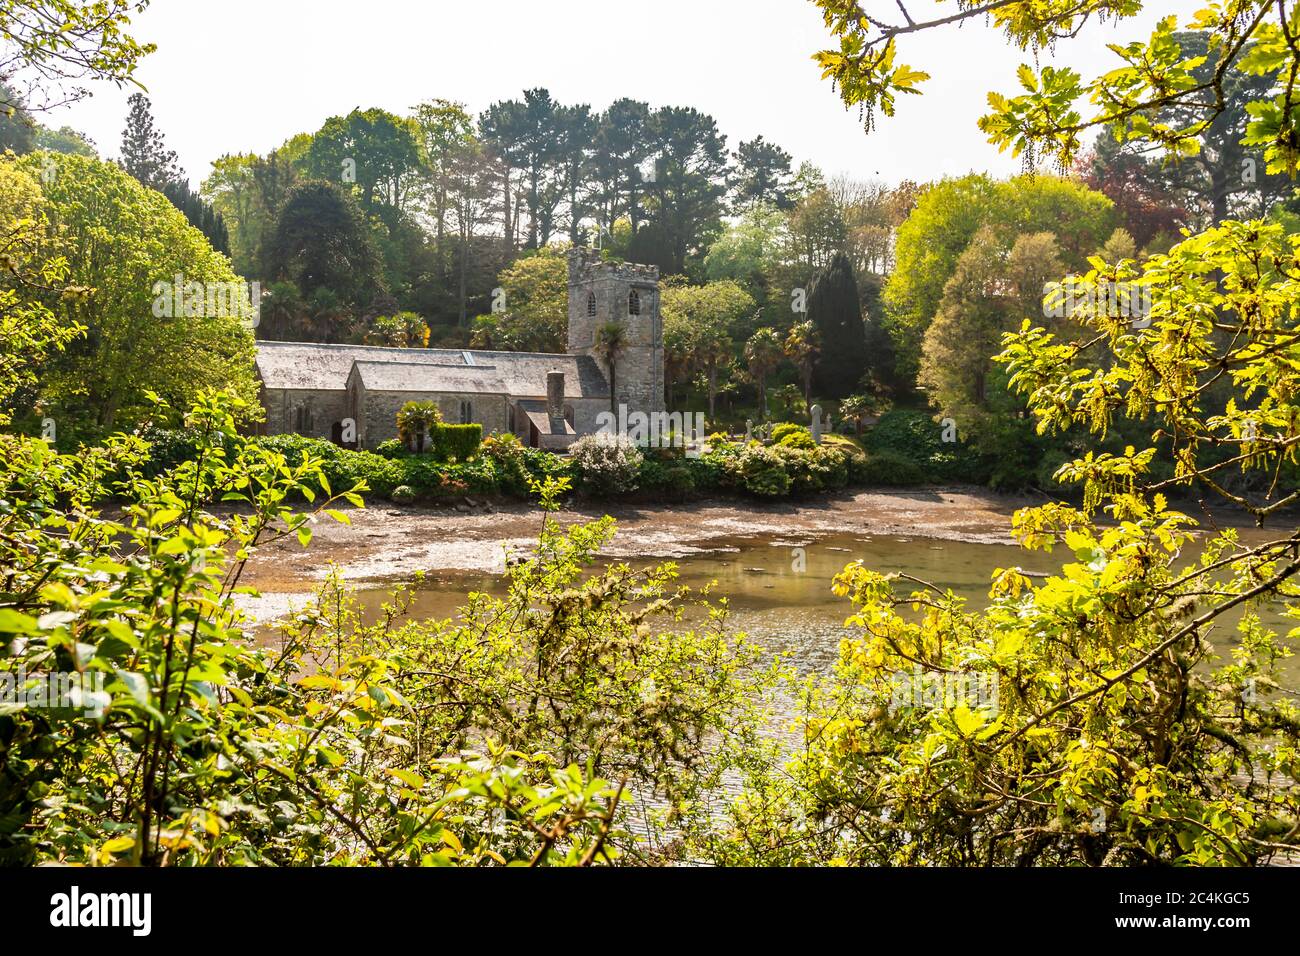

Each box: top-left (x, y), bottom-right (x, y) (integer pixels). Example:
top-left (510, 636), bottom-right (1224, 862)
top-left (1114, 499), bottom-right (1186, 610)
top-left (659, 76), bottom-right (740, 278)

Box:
top-left (254, 531), bottom-right (1299, 689)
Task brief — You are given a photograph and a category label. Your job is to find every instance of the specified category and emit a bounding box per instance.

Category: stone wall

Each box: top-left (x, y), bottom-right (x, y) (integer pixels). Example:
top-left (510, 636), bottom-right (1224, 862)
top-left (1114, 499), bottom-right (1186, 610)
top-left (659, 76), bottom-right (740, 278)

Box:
top-left (261, 387), bottom-right (349, 441)
top-left (567, 248), bottom-right (664, 414)
top-left (354, 387), bottom-right (509, 450)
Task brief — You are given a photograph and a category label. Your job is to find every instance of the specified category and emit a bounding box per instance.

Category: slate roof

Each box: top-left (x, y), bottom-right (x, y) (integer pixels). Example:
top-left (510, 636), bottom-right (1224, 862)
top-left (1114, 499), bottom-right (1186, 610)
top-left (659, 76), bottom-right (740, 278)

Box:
top-left (517, 399), bottom-right (576, 437)
top-left (349, 361), bottom-right (506, 394)
top-left (255, 341), bottom-right (609, 399)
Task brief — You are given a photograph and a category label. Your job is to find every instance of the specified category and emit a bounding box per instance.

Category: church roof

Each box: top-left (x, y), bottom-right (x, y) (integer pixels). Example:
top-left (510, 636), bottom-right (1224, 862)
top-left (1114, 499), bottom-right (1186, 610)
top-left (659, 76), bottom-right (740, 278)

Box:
top-left (516, 399), bottom-right (577, 437)
top-left (350, 360), bottom-right (506, 394)
top-left (254, 341), bottom-right (609, 399)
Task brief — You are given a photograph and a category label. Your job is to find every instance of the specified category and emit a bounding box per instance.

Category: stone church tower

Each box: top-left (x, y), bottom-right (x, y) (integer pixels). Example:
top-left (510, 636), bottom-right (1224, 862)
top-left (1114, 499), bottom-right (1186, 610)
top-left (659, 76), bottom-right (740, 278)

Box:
top-left (567, 248), bottom-right (664, 412)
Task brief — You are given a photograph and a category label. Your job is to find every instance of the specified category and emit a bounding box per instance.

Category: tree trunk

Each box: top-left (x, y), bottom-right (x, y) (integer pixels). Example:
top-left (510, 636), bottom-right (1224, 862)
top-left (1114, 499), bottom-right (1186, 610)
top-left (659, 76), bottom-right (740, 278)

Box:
top-left (708, 363), bottom-right (717, 420)
top-left (458, 224), bottom-right (469, 328)
top-left (1212, 165), bottom-right (1229, 225)
top-left (501, 168), bottom-right (513, 255)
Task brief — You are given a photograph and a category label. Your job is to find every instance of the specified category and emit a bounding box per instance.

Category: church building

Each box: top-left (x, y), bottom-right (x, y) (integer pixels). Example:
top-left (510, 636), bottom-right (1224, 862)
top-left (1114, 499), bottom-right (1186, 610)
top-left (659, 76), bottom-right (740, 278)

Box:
top-left (254, 248), bottom-right (664, 451)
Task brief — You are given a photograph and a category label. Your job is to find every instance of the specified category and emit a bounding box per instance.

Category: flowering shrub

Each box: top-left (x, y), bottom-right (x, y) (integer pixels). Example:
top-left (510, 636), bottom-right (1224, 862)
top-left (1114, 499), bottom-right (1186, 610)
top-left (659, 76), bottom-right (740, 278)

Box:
top-left (571, 432), bottom-right (644, 496)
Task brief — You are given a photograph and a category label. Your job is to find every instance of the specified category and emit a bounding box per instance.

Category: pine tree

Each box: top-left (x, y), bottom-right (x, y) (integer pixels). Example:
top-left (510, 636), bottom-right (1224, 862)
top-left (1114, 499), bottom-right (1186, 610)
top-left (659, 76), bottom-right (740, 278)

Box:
top-left (162, 179), bottom-right (230, 255)
top-left (120, 92), bottom-right (181, 190)
top-left (808, 252), bottom-right (868, 399)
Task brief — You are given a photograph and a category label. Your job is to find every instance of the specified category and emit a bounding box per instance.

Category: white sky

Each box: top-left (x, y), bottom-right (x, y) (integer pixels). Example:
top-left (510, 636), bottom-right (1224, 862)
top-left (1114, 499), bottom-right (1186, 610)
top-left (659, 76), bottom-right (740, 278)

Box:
top-left (45, 0), bottom-right (1200, 189)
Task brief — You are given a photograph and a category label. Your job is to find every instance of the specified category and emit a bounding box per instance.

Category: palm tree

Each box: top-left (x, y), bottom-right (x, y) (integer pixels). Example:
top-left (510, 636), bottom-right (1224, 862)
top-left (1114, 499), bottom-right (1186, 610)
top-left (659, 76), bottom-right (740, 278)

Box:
top-left (744, 327), bottom-right (783, 421)
top-left (697, 324), bottom-right (732, 421)
top-left (396, 400), bottom-right (442, 453)
top-left (839, 393), bottom-right (870, 436)
top-left (593, 321), bottom-right (627, 415)
top-left (784, 320), bottom-right (820, 409)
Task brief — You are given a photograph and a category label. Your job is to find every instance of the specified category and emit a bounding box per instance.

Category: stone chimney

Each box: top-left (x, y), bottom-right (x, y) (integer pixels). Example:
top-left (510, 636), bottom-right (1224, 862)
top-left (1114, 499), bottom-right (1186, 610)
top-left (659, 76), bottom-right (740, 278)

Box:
top-left (546, 369), bottom-right (565, 420)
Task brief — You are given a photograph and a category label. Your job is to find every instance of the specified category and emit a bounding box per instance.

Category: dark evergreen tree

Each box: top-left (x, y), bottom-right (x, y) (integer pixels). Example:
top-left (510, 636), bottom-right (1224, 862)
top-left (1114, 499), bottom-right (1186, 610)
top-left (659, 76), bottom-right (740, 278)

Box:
top-left (808, 252), bottom-right (868, 399)
top-left (589, 99), bottom-right (653, 238)
top-left (263, 180), bottom-right (383, 340)
top-left (0, 81), bottom-right (35, 154)
top-left (162, 179), bottom-right (231, 256)
top-left (119, 92), bottom-right (181, 190)
top-left (732, 136), bottom-right (795, 211)
top-left (644, 106), bottom-right (730, 275)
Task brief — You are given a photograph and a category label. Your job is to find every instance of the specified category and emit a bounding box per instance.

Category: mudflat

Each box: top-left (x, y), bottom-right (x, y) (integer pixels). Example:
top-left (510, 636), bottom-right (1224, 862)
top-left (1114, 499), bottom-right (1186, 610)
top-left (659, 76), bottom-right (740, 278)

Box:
top-left (239, 486), bottom-right (1041, 592)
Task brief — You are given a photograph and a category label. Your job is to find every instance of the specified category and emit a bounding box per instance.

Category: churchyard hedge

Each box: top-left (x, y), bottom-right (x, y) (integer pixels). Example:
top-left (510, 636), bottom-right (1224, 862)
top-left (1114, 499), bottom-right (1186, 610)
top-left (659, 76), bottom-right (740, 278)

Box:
top-left (124, 421), bottom-right (954, 504)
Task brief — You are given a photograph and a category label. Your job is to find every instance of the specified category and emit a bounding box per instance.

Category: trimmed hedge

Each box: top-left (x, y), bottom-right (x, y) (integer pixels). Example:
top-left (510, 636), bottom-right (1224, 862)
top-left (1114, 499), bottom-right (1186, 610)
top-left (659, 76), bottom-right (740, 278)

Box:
top-left (431, 423), bottom-right (482, 461)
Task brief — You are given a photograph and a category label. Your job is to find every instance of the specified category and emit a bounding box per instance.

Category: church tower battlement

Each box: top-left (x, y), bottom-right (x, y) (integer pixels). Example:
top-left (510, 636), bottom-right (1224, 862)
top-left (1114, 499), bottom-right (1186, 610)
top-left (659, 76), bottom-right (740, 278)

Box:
top-left (567, 247), bottom-right (664, 413)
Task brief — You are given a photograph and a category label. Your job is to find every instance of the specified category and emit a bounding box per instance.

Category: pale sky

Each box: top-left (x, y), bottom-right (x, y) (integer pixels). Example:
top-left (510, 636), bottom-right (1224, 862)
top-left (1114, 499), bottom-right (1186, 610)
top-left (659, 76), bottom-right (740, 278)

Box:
top-left (45, 0), bottom-right (1199, 189)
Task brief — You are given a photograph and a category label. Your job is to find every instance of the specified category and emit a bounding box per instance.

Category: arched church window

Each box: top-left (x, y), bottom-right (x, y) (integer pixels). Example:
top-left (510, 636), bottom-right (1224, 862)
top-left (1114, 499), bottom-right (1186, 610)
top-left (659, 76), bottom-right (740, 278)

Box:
top-left (586, 292), bottom-right (597, 317)
top-left (629, 289), bottom-right (641, 316)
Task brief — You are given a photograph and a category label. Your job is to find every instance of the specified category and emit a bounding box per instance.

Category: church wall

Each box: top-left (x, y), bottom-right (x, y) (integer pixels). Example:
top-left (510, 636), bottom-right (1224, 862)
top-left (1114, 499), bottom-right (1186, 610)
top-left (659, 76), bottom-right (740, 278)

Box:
top-left (567, 249), bottom-right (664, 415)
top-left (569, 398), bottom-right (610, 436)
top-left (262, 387), bottom-right (349, 442)
top-left (358, 389), bottom-right (509, 450)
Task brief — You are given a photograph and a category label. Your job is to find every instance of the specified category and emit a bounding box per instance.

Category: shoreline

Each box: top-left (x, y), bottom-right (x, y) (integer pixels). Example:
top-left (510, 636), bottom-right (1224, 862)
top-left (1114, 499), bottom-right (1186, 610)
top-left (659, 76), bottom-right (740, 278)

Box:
top-left (239, 485), bottom-right (1045, 593)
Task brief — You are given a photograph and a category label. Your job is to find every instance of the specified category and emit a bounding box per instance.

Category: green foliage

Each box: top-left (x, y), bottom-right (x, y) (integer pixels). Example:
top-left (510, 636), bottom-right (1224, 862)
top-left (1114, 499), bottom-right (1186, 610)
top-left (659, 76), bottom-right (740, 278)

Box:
top-left (396, 400), bottom-right (442, 452)
top-left (855, 449), bottom-right (927, 486)
top-left (11, 151), bottom-right (258, 435)
top-left (886, 174), bottom-right (1115, 379)
top-left (480, 431), bottom-right (564, 496)
top-left (920, 228), bottom-right (1066, 436)
top-left (471, 248), bottom-right (568, 352)
top-left (365, 311), bottom-right (430, 348)
top-left (775, 444), bottom-right (850, 493)
top-left (710, 216), bottom-right (1300, 867)
top-left (258, 433), bottom-right (405, 498)
top-left (262, 180), bottom-right (383, 332)
top-left (432, 422), bottom-right (483, 462)
top-left (0, 159), bottom-right (81, 427)
top-left (771, 423), bottom-right (811, 445)
top-left (729, 444), bottom-right (792, 497)
top-left (704, 204), bottom-right (786, 283)
top-left (0, 1), bottom-right (154, 115)
top-left (862, 409), bottom-right (986, 483)
top-left (0, 392), bottom-right (631, 864)
top-left (637, 457), bottom-right (697, 501)
top-left (0, 387), bottom-right (780, 865)
top-left (375, 438), bottom-right (408, 459)
top-left (400, 454), bottom-right (498, 497)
